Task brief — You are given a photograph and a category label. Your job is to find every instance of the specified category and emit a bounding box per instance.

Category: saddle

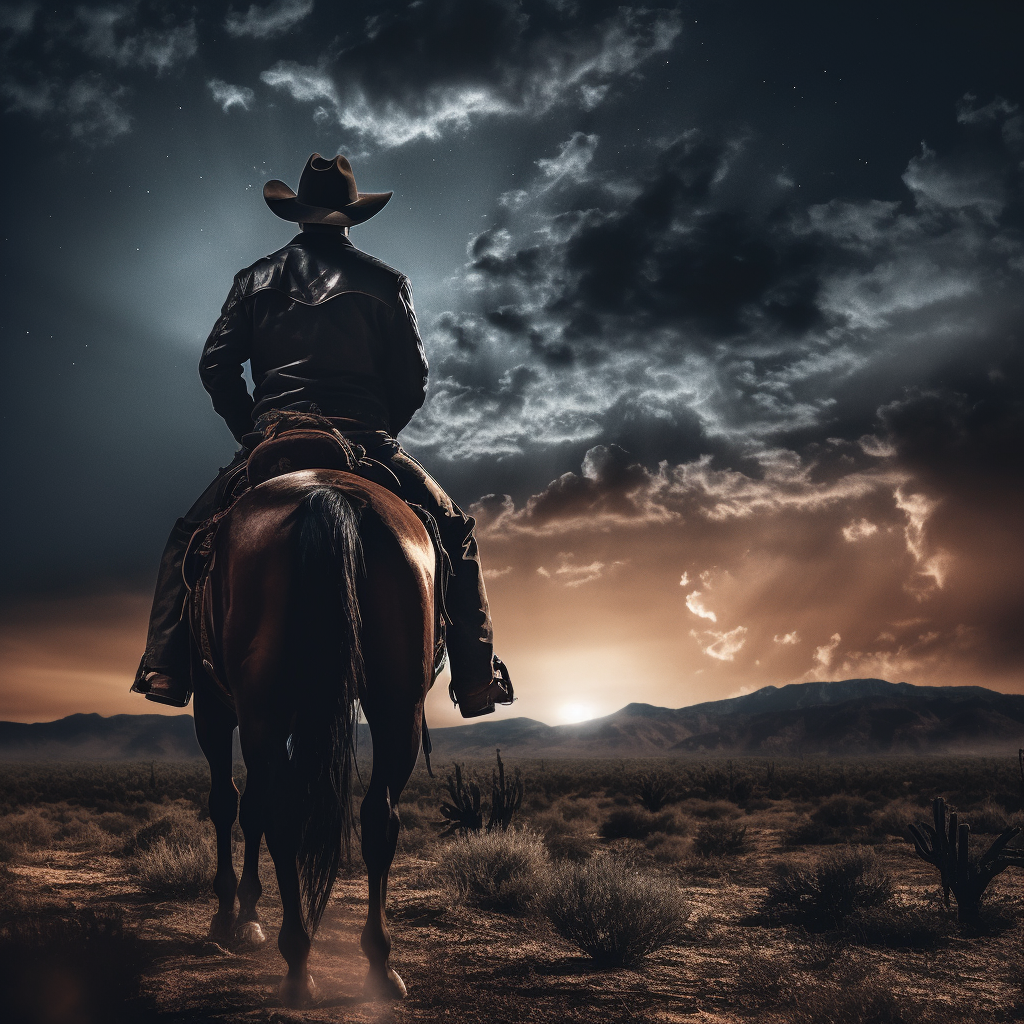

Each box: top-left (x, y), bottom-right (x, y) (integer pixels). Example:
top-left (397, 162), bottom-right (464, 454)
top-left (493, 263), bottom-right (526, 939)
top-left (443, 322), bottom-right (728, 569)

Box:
top-left (184, 410), bottom-right (450, 712)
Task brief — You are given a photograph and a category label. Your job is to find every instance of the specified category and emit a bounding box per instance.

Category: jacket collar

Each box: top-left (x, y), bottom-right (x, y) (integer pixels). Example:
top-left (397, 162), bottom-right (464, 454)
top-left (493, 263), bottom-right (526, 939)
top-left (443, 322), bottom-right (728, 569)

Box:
top-left (292, 230), bottom-right (354, 247)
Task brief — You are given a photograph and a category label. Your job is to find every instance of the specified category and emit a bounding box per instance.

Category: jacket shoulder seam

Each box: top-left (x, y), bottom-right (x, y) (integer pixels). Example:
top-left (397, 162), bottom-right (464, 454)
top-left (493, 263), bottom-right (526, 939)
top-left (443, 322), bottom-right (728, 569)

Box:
top-left (245, 285), bottom-right (396, 309)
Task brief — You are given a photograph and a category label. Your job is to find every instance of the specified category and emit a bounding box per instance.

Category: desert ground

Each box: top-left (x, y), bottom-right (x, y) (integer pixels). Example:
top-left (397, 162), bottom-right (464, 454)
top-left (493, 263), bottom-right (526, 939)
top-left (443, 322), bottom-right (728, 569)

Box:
top-left (1, 755), bottom-right (1023, 1023)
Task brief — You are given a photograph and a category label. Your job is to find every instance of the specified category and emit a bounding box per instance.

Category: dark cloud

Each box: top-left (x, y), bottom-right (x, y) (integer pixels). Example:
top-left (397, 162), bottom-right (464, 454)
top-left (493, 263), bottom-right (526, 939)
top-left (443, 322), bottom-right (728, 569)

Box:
top-left (207, 78), bottom-right (255, 112)
top-left (1, 2), bottom-right (196, 141)
top-left (224, 0), bottom-right (314, 39)
top-left (2, 1), bottom-right (1023, 719)
top-left (405, 100), bottom-right (1024, 501)
top-left (260, 1), bottom-right (682, 146)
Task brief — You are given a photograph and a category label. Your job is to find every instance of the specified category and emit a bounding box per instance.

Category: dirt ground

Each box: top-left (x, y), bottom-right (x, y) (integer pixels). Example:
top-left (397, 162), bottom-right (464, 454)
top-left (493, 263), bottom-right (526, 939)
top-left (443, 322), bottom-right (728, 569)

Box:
top-left (5, 814), bottom-right (1023, 1024)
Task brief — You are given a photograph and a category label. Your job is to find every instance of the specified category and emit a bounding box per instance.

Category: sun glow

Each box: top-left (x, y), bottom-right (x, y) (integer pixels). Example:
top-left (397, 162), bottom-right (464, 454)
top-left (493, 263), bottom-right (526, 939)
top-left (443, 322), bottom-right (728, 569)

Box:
top-left (560, 702), bottom-right (595, 724)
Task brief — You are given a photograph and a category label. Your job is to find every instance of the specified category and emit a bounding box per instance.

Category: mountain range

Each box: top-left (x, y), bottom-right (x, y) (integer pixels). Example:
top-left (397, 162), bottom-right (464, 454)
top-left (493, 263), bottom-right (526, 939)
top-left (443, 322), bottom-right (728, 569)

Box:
top-left (2, 679), bottom-right (1023, 761)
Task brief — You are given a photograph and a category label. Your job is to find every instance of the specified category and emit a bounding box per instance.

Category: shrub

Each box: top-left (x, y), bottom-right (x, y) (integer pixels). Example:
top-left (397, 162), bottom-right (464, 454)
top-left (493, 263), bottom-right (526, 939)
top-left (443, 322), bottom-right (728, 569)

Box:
top-left (691, 821), bottom-right (748, 858)
top-left (680, 799), bottom-right (739, 820)
top-left (600, 807), bottom-right (678, 840)
top-left (845, 903), bottom-right (953, 949)
top-left (650, 836), bottom-right (690, 865)
top-left (537, 815), bottom-right (596, 862)
top-left (556, 797), bottom-right (597, 822)
top-left (813, 795), bottom-right (874, 830)
top-left (130, 835), bottom-right (216, 896)
top-left (966, 800), bottom-right (1015, 834)
top-left (788, 795), bottom-right (875, 845)
top-left (763, 848), bottom-right (892, 930)
top-left (121, 804), bottom-right (203, 856)
top-left (0, 809), bottom-right (57, 849)
top-left (788, 965), bottom-right (941, 1024)
top-left (545, 857), bottom-right (687, 967)
top-left (870, 799), bottom-right (921, 838)
top-left (440, 829), bottom-right (548, 914)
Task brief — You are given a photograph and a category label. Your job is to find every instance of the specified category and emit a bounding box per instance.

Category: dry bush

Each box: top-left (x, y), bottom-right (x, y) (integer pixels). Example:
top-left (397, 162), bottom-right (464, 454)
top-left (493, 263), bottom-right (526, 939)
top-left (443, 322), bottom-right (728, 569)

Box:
top-left (786, 964), bottom-right (945, 1024)
top-left (0, 910), bottom-right (151, 1024)
top-left (439, 829), bottom-right (549, 914)
top-left (555, 796), bottom-right (599, 822)
top-left (131, 834), bottom-right (216, 896)
top-left (96, 811), bottom-right (141, 837)
top-left (535, 813), bottom-right (596, 862)
top-left (648, 836), bottom-right (690, 865)
top-left (691, 820), bottom-right (748, 858)
top-left (0, 808), bottom-right (57, 850)
top-left (964, 800), bottom-right (1017, 834)
top-left (599, 807), bottom-right (680, 840)
top-left (121, 802), bottom-right (202, 856)
top-left (397, 803), bottom-right (435, 854)
top-left (763, 848), bottom-right (892, 931)
top-left (870, 799), bottom-right (922, 838)
top-left (787, 795), bottom-right (875, 845)
top-left (680, 799), bottom-right (740, 820)
top-left (545, 856), bottom-right (687, 967)
top-left (845, 903), bottom-right (953, 949)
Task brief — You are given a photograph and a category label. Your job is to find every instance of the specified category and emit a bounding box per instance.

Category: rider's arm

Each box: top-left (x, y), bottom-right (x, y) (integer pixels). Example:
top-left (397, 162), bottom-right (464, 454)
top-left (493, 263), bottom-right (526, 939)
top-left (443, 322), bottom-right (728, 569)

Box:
top-left (385, 275), bottom-right (429, 435)
top-left (199, 274), bottom-right (256, 444)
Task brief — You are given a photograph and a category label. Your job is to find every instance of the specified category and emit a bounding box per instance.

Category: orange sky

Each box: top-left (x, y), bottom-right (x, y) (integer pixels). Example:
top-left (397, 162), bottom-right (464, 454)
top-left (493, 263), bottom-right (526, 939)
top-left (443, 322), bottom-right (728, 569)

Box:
top-left (3, 440), bottom-right (1021, 728)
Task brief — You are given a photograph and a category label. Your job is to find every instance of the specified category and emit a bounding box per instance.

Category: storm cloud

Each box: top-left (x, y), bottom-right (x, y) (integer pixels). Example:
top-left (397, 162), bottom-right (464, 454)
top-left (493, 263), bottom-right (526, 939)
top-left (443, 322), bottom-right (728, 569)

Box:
top-left (1, 1), bottom-right (1022, 723)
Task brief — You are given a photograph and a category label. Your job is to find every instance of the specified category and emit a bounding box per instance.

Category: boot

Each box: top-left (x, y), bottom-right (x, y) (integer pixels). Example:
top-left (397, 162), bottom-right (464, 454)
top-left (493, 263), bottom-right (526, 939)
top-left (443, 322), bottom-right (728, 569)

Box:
top-left (131, 665), bottom-right (193, 708)
top-left (449, 655), bottom-right (514, 719)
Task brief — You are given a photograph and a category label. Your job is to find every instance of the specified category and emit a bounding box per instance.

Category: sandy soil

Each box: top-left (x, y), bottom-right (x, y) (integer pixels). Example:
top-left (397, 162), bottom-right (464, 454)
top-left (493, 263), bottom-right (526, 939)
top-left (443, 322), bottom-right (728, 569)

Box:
top-left (6, 820), bottom-right (1023, 1024)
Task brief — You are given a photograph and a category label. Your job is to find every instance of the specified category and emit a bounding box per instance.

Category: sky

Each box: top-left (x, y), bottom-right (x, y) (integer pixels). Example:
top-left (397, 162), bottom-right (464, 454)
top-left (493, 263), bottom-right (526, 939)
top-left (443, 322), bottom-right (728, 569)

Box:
top-left (1, 0), bottom-right (1022, 728)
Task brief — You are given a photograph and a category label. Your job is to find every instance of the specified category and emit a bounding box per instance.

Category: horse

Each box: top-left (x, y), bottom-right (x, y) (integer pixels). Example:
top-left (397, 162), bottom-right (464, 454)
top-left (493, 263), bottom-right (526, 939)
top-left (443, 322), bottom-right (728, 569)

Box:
top-left (191, 466), bottom-right (435, 1006)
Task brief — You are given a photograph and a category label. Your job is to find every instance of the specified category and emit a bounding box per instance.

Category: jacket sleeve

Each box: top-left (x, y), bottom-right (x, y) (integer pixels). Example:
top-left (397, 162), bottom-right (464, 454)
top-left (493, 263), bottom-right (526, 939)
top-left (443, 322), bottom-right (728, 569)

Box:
top-left (386, 275), bottom-right (429, 434)
top-left (198, 274), bottom-right (255, 444)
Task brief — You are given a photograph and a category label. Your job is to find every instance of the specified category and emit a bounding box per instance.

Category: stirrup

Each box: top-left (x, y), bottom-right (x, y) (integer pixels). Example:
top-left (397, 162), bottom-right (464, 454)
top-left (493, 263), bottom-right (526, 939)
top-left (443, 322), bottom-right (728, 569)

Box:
top-left (449, 656), bottom-right (514, 719)
top-left (131, 669), bottom-right (193, 708)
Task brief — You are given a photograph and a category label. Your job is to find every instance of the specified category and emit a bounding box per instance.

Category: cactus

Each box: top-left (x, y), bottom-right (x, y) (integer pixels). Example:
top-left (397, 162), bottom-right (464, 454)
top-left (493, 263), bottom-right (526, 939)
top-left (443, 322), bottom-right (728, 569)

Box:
top-left (908, 796), bottom-right (1024, 924)
top-left (437, 763), bottom-right (483, 837)
top-left (636, 771), bottom-right (676, 813)
top-left (487, 748), bottom-right (524, 832)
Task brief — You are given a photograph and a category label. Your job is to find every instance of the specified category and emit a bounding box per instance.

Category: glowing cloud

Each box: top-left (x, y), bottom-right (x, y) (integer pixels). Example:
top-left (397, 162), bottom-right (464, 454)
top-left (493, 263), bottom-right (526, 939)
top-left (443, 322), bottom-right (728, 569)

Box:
top-left (692, 626), bottom-right (748, 661)
top-left (685, 590), bottom-right (717, 622)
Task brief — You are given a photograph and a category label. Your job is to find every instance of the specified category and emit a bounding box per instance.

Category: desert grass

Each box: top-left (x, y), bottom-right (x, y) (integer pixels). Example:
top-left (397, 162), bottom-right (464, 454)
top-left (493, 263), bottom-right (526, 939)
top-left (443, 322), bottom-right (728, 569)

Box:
top-left (545, 855), bottom-right (688, 966)
top-left (440, 828), bottom-right (549, 914)
top-left (763, 847), bottom-right (893, 930)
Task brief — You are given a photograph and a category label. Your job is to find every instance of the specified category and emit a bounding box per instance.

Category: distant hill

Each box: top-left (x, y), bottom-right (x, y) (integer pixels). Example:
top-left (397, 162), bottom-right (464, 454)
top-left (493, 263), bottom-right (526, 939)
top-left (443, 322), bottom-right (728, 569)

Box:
top-left (2, 679), bottom-right (1023, 760)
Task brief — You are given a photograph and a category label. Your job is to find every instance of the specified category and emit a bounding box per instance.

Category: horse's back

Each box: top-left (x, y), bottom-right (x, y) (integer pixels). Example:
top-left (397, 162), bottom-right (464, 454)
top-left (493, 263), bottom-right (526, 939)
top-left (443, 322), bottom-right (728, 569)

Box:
top-left (226, 468), bottom-right (432, 567)
top-left (215, 468), bottom-right (435, 709)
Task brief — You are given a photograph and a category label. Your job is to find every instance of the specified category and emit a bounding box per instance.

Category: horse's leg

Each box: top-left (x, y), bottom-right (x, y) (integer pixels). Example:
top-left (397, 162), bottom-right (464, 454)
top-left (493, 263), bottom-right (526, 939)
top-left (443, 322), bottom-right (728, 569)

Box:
top-left (233, 762), bottom-right (267, 946)
top-left (194, 686), bottom-right (239, 945)
top-left (360, 701), bottom-right (422, 1000)
top-left (243, 722), bottom-right (318, 1008)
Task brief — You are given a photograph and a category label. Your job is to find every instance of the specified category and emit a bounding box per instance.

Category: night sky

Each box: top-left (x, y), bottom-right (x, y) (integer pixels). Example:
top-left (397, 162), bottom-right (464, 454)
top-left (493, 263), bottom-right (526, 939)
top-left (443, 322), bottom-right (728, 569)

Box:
top-left (2, 1), bottom-right (1022, 727)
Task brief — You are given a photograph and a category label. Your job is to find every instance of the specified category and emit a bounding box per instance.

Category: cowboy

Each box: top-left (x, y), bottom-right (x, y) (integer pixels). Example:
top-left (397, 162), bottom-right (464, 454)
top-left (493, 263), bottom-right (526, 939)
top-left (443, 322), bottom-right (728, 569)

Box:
top-left (131, 153), bottom-right (513, 719)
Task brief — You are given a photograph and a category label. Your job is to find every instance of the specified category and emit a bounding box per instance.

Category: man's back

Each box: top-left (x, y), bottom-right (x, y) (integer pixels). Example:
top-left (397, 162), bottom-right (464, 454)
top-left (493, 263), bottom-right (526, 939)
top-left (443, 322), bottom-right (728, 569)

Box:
top-left (200, 231), bottom-right (428, 442)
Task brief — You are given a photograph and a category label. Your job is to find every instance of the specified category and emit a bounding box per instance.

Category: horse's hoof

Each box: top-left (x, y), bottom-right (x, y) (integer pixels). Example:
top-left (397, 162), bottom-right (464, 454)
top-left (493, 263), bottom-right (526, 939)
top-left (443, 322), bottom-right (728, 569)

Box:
top-left (208, 911), bottom-right (236, 945)
top-left (279, 972), bottom-right (319, 1008)
top-left (234, 920), bottom-right (266, 946)
top-left (364, 967), bottom-right (407, 1001)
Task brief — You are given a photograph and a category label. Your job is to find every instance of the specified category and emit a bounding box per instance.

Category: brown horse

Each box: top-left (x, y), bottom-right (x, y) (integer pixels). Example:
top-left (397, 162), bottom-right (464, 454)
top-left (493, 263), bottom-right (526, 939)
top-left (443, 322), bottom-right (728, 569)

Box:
top-left (192, 467), bottom-right (434, 1006)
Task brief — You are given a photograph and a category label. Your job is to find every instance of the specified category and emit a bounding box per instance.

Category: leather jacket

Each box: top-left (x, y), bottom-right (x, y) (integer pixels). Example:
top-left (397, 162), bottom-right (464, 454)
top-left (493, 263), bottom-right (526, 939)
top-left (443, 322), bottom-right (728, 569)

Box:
top-left (199, 231), bottom-right (428, 443)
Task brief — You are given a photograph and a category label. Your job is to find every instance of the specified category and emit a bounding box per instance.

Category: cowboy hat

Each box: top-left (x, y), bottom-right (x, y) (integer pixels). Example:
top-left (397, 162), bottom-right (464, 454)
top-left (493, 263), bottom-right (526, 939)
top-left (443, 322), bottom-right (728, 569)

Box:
top-left (263, 153), bottom-right (393, 227)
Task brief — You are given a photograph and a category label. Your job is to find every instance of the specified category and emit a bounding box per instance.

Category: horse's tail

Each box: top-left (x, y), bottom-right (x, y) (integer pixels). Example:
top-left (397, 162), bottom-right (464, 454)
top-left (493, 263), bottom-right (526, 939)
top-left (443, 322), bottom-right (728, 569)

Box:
top-left (291, 486), bottom-right (364, 936)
